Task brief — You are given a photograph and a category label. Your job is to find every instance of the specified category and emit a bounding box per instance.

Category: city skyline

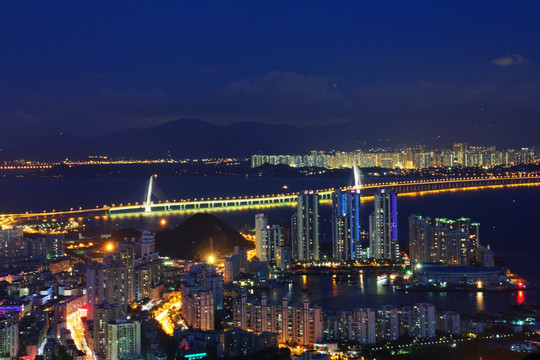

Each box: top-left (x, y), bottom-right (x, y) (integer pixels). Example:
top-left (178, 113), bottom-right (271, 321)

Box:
top-left (2, 2), bottom-right (540, 359)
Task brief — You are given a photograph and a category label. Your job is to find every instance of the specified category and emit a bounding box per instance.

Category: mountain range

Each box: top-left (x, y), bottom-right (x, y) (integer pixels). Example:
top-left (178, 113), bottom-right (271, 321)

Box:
top-left (0, 117), bottom-right (537, 161)
top-left (0, 118), bottom-right (377, 161)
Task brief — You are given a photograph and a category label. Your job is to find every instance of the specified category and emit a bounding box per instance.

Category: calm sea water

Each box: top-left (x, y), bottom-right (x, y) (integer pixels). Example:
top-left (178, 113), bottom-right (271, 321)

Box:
top-left (1, 175), bottom-right (538, 313)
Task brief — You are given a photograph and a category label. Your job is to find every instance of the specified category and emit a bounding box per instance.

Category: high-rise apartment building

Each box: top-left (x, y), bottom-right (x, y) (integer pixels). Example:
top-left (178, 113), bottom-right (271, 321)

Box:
top-left (93, 303), bottom-right (121, 358)
top-left (106, 319), bottom-right (141, 360)
top-left (224, 255), bottom-right (240, 284)
top-left (336, 308), bottom-right (376, 344)
top-left (138, 230), bottom-right (155, 257)
top-left (0, 319), bottom-right (18, 358)
top-left (261, 225), bottom-right (283, 264)
top-left (409, 215), bottom-right (481, 266)
top-left (437, 311), bottom-right (461, 336)
top-left (399, 304), bottom-right (436, 339)
top-left (182, 290), bottom-right (215, 331)
top-left (0, 226), bottom-right (25, 261)
top-left (291, 191), bottom-right (319, 262)
top-left (276, 246), bottom-right (292, 269)
top-left (369, 189), bottom-right (399, 261)
top-left (232, 293), bottom-right (323, 346)
top-left (409, 215), bottom-right (432, 264)
top-left (376, 305), bottom-right (398, 342)
top-left (234, 246), bottom-right (248, 273)
top-left (86, 258), bottom-right (134, 319)
top-left (181, 264), bottom-right (223, 330)
top-left (254, 214), bottom-right (268, 260)
top-left (332, 189), bottom-right (361, 261)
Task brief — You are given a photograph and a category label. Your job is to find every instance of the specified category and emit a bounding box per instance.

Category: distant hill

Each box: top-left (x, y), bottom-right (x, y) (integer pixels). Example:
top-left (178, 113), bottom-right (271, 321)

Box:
top-left (155, 213), bottom-right (254, 260)
top-left (2, 116), bottom-right (538, 161)
top-left (0, 118), bottom-right (378, 161)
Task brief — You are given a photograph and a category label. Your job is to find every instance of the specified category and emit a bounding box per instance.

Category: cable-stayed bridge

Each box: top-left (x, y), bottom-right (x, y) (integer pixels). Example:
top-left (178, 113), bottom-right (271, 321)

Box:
top-left (3, 173), bottom-right (540, 220)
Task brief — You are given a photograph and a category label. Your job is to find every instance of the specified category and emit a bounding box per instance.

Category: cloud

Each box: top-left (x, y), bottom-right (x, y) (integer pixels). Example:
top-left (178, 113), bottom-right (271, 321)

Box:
top-left (12, 110), bottom-right (42, 122)
top-left (199, 66), bottom-right (219, 74)
top-left (2, 71), bottom-right (540, 148)
top-left (224, 71), bottom-right (345, 107)
top-left (491, 54), bottom-right (528, 66)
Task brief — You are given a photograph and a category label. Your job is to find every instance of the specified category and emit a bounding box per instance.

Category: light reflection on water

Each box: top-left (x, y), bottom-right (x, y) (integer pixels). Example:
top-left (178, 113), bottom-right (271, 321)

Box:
top-left (517, 290), bottom-right (525, 305)
top-left (476, 291), bottom-right (485, 312)
top-left (264, 274), bottom-right (529, 314)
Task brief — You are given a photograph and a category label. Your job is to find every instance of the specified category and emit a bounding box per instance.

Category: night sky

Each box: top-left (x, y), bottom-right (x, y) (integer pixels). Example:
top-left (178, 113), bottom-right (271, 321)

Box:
top-left (1, 1), bottom-right (539, 148)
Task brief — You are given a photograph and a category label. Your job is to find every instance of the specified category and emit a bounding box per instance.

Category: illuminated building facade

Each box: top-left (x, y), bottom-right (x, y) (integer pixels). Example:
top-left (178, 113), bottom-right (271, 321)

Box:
top-left (276, 246), bottom-right (291, 269)
top-left (224, 255), bottom-right (240, 284)
top-left (409, 215), bottom-right (481, 266)
top-left (398, 304), bottom-right (436, 339)
top-left (291, 191), bottom-right (320, 262)
top-left (134, 253), bottom-right (162, 301)
top-left (181, 264), bottom-right (223, 330)
top-left (232, 293), bottom-right (323, 346)
top-left (0, 226), bottom-right (25, 261)
top-left (93, 303), bottom-right (121, 359)
top-left (369, 189), bottom-right (399, 261)
top-left (376, 305), bottom-right (398, 342)
top-left (0, 319), bottom-right (18, 358)
top-left (437, 311), bottom-right (461, 336)
top-left (250, 145), bottom-right (535, 169)
top-left (261, 225), bottom-right (284, 264)
top-left (336, 308), bottom-right (376, 344)
top-left (332, 189), bottom-right (362, 261)
top-left (182, 290), bottom-right (215, 331)
top-left (254, 214), bottom-right (268, 261)
top-left (106, 319), bottom-right (141, 360)
top-left (86, 258), bottom-right (134, 319)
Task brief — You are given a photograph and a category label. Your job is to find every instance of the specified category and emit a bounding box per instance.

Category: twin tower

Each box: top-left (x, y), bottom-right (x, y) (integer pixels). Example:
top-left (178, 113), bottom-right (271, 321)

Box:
top-left (256, 165), bottom-right (399, 265)
top-left (333, 187), bottom-right (399, 262)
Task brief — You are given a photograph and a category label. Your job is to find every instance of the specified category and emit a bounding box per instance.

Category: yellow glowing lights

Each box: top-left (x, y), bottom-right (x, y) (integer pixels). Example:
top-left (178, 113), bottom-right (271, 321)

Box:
top-left (160, 219), bottom-right (166, 226)
top-left (4, 175), bottom-right (540, 220)
top-left (208, 255), bottom-right (215, 264)
top-left (106, 243), bottom-right (115, 251)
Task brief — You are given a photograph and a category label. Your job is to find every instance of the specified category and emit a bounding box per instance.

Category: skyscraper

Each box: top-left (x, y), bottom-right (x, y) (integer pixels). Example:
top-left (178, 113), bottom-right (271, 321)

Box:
top-left (0, 319), bottom-right (18, 358)
top-left (292, 190), bottom-right (319, 262)
top-left (376, 305), bottom-right (399, 342)
top-left (261, 224), bottom-right (284, 264)
top-left (332, 189), bottom-right (361, 261)
top-left (254, 214), bottom-right (268, 260)
top-left (409, 216), bottom-right (480, 266)
top-left (86, 258), bottom-right (134, 319)
top-left (409, 214), bottom-right (432, 264)
top-left (93, 303), bottom-right (121, 358)
top-left (369, 189), bottom-right (399, 261)
top-left (106, 319), bottom-right (141, 360)
top-left (181, 264), bottom-right (223, 330)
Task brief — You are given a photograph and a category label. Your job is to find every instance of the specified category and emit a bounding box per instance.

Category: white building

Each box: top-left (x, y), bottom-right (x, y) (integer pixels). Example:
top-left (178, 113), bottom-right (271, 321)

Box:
top-left (255, 214), bottom-right (268, 260)
top-left (106, 319), bottom-right (141, 360)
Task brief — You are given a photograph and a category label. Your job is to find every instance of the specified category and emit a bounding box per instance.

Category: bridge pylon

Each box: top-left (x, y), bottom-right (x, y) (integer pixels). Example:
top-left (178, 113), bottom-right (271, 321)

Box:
top-left (144, 175), bottom-right (154, 212)
top-left (352, 162), bottom-right (362, 192)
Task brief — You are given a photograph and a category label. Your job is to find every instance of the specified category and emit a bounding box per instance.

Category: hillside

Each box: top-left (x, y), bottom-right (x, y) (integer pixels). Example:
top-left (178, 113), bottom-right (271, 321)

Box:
top-left (155, 213), bottom-right (254, 260)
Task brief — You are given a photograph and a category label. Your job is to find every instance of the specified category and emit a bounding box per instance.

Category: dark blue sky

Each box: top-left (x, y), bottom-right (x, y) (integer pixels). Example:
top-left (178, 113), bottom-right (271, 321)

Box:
top-left (1, 1), bottom-right (539, 147)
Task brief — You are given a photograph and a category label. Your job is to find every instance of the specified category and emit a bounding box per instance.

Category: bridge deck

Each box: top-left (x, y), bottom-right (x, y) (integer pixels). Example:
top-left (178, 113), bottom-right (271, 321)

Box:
top-left (2, 175), bottom-right (539, 219)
